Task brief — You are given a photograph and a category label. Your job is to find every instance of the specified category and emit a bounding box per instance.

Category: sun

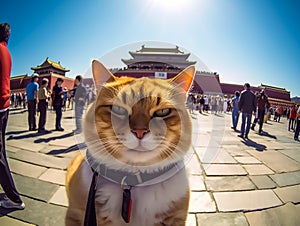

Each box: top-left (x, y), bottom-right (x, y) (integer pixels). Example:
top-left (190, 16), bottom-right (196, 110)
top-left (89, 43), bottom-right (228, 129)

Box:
top-left (148, 0), bottom-right (191, 12)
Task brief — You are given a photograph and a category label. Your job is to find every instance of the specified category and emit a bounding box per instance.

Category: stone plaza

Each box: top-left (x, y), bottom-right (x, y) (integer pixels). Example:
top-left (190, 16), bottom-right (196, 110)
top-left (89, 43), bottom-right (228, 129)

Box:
top-left (0, 107), bottom-right (299, 226)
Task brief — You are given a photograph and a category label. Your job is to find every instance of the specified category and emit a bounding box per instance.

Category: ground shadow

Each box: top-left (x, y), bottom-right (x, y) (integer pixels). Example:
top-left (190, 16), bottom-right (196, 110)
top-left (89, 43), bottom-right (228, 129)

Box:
top-left (6, 131), bottom-right (53, 140)
top-left (9, 110), bottom-right (27, 115)
top-left (0, 193), bottom-right (20, 216)
top-left (199, 112), bottom-right (209, 116)
top-left (47, 142), bottom-right (87, 155)
top-left (6, 130), bottom-right (28, 135)
top-left (34, 132), bottom-right (73, 143)
top-left (63, 116), bottom-right (74, 119)
top-left (259, 131), bottom-right (277, 139)
top-left (241, 138), bottom-right (267, 151)
top-left (213, 113), bottom-right (224, 117)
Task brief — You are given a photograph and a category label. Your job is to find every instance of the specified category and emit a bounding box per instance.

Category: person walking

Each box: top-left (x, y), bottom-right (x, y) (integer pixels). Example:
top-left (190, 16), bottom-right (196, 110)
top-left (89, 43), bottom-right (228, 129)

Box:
top-left (251, 89), bottom-right (270, 134)
top-left (238, 83), bottom-right (257, 139)
top-left (288, 105), bottom-right (296, 131)
top-left (230, 91), bottom-right (240, 131)
top-left (294, 105), bottom-right (300, 141)
top-left (26, 73), bottom-right (39, 131)
top-left (277, 105), bottom-right (283, 122)
top-left (73, 75), bottom-right (87, 134)
top-left (0, 22), bottom-right (25, 209)
top-left (52, 78), bottom-right (67, 131)
top-left (37, 78), bottom-right (51, 133)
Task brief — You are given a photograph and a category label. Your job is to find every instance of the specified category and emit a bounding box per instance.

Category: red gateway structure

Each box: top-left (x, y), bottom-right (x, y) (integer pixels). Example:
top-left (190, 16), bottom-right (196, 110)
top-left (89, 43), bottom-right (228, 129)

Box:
top-left (10, 58), bottom-right (74, 94)
top-left (10, 46), bottom-right (293, 107)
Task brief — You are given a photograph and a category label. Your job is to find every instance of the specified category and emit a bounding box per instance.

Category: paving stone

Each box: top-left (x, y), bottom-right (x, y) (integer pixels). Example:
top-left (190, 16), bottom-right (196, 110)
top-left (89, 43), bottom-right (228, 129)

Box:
top-left (247, 150), bottom-right (300, 173)
top-left (49, 186), bottom-right (69, 207)
top-left (263, 141), bottom-right (285, 150)
top-left (205, 176), bottom-right (255, 192)
top-left (9, 149), bottom-right (70, 170)
top-left (269, 171), bottom-right (300, 187)
top-left (234, 156), bottom-right (261, 164)
top-left (203, 164), bottom-right (247, 176)
top-left (39, 168), bottom-right (66, 186)
top-left (245, 202), bottom-right (300, 226)
top-left (225, 148), bottom-right (251, 157)
top-left (188, 192), bottom-right (216, 213)
top-left (6, 145), bottom-right (22, 153)
top-left (8, 158), bottom-right (47, 179)
top-left (214, 190), bottom-right (282, 211)
top-left (279, 149), bottom-right (300, 162)
top-left (12, 174), bottom-right (59, 202)
top-left (243, 164), bottom-right (274, 175)
top-left (196, 212), bottom-right (248, 226)
top-left (8, 196), bottom-right (67, 226)
top-left (186, 154), bottom-right (202, 175)
top-left (5, 139), bottom-right (46, 153)
top-left (189, 175), bottom-right (206, 191)
top-left (273, 184), bottom-right (300, 203)
top-left (197, 149), bottom-right (237, 164)
top-left (249, 175), bottom-right (277, 189)
top-left (0, 216), bottom-right (36, 226)
top-left (48, 136), bottom-right (77, 147)
top-left (186, 214), bottom-right (197, 226)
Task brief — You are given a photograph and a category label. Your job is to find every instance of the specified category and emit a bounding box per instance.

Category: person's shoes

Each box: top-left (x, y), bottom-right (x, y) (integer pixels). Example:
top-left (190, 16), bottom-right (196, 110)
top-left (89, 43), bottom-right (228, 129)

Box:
top-left (238, 134), bottom-right (244, 139)
top-left (295, 138), bottom-right (299, 141)
top-left (251, 127), bottom-right (255, 131)
top-left (0, 199), bottom-right (25, 210)
top-left (56, 128), bottom-right (64, 131)
top-left (245, 135), bottom-right (249, 139)
top-left (29, 128), bottom-right (37, 131)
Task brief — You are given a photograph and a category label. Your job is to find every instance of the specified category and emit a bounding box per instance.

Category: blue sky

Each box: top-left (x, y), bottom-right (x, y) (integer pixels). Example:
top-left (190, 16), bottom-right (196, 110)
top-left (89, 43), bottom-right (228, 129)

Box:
top-left (1, 0), bottom-right (300, 97)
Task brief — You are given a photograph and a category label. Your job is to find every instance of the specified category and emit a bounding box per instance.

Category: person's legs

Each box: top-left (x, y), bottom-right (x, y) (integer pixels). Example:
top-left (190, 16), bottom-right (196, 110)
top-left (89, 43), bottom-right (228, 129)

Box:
top-left (291, 119), bottom-right (295, 130)
top-left (245, 113), bottom-right (252, 138)
top-left (0, 111), bottom-right (23, 204)
top-left (54, 106), bottom-right (62, 129)
top-left (75, 104), bottom-right (84, 132)
top-left (294, 119), bottom-right (300, 140)
top-left (240, 113), bottom-right (246, 136)
top-left (258, 109), bottom-right (264, 133)
top-left (278, 114), bottom-right (281, 122)
top-left (38, 101), bottom-right (47, 131)
top-left (288, 118), bottom-right (292, 131)
top-left (232, 110), bottom-right (238, 129)
top-left (27, 100), bottom-right (33, 129)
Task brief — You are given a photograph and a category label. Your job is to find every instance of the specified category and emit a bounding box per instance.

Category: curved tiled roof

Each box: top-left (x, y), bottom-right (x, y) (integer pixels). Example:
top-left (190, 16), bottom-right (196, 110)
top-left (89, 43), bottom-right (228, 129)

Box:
top-left (31, 57), bottom-right (70, 72)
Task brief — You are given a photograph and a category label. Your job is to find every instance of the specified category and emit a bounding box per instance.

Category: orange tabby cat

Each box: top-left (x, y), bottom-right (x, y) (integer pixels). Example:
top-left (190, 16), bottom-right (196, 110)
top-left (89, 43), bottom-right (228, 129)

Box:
top-left (66, 60), bottom-right (195, 226)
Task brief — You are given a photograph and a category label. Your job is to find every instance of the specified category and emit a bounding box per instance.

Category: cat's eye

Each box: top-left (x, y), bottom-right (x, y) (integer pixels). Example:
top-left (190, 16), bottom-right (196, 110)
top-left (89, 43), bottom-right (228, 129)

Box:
top-left (111, 105), bottom-right (128, 115)
top-left (154, 108), bottom-right (171, 117)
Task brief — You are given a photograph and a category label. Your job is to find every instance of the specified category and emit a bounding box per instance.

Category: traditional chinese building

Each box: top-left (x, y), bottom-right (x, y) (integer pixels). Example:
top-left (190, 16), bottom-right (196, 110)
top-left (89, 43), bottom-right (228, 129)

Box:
top-left (221, 83), bottom-right (292, 107)
top-left (10, 58), bottom-right (74, 93)
top-left (100, 45), bottom-right (293, 106)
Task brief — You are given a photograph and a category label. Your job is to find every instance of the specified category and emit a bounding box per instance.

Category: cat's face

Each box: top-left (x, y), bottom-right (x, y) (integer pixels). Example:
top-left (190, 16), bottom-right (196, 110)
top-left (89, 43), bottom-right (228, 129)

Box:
top-left (87, 60), bottom-right (194, 167)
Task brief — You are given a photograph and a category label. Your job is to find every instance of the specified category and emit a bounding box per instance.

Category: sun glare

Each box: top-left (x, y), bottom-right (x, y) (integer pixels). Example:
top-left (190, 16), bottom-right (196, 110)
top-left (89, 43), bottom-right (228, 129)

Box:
top-left (148, 0), bottom-right (194, 13)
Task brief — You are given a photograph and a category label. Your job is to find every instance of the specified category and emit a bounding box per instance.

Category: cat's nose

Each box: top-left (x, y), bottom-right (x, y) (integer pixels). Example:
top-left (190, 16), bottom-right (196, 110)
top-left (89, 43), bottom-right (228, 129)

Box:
top-left (131, 129), bottom-right (149, 139)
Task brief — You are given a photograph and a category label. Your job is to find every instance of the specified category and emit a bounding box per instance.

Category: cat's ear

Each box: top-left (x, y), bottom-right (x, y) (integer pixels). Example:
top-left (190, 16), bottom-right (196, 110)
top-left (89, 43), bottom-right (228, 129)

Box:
top-left (92, 60), bottom-right (116, 88)
top-left (169, 65), bottom-right (195, 92)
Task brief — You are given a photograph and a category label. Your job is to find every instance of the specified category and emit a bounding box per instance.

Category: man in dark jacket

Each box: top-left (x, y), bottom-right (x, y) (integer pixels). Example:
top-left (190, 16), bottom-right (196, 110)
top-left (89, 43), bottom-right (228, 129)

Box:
top-left (251, 89), bottom-right (270, 134)
top-left (238, 83), bottom-right (257, 139)
top-left (73, 75), bottom-right (87, 133)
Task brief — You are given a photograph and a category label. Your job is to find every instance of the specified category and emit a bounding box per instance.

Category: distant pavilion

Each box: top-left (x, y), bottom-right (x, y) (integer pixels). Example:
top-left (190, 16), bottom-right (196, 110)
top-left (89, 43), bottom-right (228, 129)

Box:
top-left (10, 58), bottom-right (74, 93)
top-left (111, 45), bottom-right (293, 106)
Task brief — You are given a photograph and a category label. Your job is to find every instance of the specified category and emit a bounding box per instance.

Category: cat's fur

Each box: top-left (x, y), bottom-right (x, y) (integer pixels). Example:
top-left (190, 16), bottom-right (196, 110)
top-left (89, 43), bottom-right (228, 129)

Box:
top-left (65, 60), bottom-right (195, 226)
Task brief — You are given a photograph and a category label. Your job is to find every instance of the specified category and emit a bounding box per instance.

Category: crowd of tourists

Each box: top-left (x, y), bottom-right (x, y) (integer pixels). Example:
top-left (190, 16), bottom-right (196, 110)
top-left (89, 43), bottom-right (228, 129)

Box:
top-left (187, 83), bottom-right (300, 141)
